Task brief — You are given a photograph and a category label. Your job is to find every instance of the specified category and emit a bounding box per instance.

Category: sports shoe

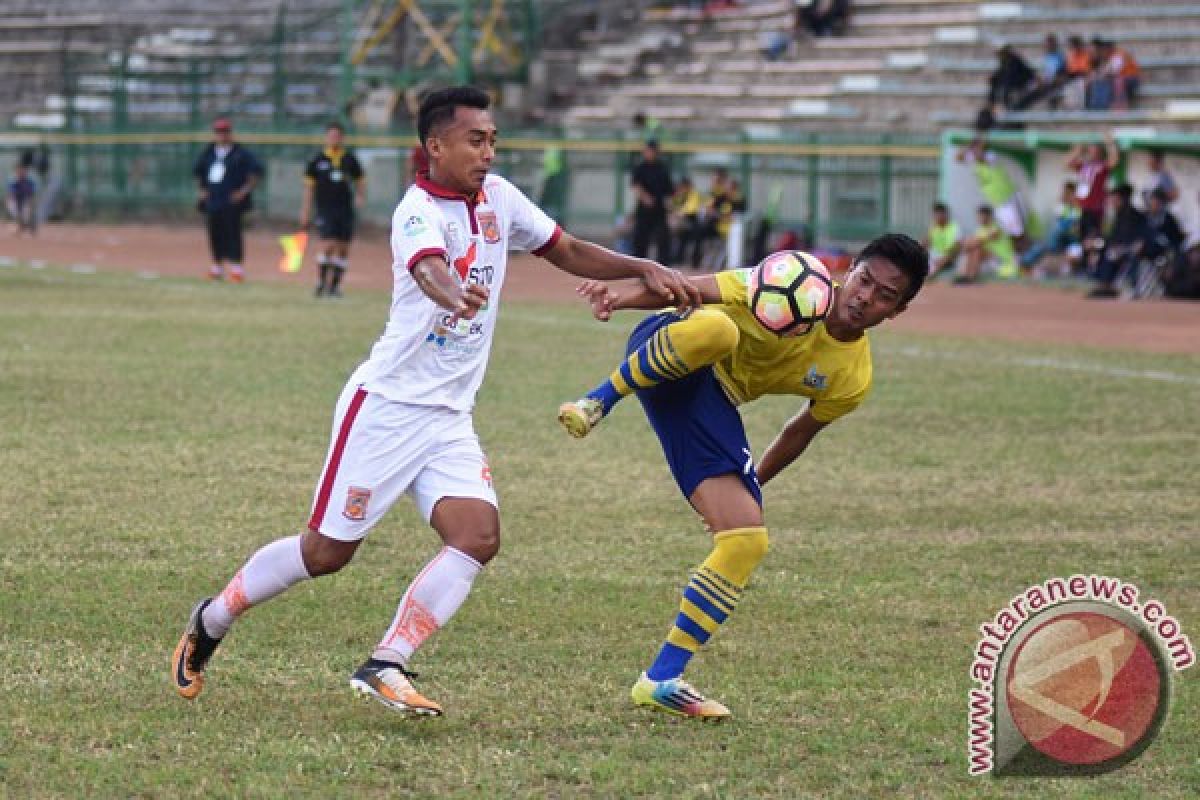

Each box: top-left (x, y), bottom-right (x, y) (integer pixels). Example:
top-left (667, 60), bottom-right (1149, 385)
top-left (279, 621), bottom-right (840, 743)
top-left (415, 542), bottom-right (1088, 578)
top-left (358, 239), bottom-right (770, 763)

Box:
top-left (557, 397), bottom-right (605, 439)
top-left (229, 269), bottom-right (245, 284)
top-left (172, 598), bottom-right (222, 699)
top-left (630, 672), bottom-right (731, 720)
top-left (206, 267), bottom-right (224, 281)
top-left (349, 659), bottom-right (443, 717)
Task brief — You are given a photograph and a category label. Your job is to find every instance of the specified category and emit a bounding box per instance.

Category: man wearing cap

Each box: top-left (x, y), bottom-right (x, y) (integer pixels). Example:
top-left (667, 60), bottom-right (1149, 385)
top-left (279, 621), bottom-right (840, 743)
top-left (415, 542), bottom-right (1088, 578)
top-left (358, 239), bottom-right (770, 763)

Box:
top-left (193, 118), bottom-right (264, 282)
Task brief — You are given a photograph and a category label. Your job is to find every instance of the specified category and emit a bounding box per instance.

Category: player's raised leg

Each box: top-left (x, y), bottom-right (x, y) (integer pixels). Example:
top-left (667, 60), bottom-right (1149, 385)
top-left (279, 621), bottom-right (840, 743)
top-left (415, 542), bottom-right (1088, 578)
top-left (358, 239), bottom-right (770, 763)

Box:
top-left (559, 308), bottom-right (739, 438)
top-left (632, 475), bottom-right (767, 719)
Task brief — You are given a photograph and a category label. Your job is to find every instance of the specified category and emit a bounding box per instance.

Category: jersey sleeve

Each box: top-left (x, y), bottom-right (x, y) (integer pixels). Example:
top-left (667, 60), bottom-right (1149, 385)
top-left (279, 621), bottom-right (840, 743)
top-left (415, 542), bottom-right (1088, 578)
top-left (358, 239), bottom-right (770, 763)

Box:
top-left (809, 382), bottom-right (869, 424)
top-left (391, 196), bottom-right (449, 272)
top-left (714, 268), bottom-right (753, 308)
top-left (497, 177), bottom-right (560, 254)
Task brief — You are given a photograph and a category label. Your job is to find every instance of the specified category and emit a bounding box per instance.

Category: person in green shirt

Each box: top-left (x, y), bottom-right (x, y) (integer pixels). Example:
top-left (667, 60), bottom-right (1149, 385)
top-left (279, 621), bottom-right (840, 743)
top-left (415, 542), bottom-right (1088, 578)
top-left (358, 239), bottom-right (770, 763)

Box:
top-left (958, 204), bottom-right (1018, 284)
top-left (924, 202), bottom-right (962, 279)
top-left (957, 135), bottom-right (1029, 253)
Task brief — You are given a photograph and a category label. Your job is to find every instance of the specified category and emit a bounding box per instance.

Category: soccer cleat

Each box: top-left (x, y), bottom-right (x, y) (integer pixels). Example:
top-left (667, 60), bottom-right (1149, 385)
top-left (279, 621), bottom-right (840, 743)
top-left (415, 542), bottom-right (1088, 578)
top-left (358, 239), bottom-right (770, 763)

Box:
top-left (630, 672), bottom-right (731, 720)
top-left (557, 397), bottom-right (605, 439)
top-left (207, 267), bottom-right (224, 281)
top-left (350, 659), bottom-right (443, 717)
top-left (229, 269), bottom-right (245, 284)
top-left (172, 598), bottom-right (222, 699)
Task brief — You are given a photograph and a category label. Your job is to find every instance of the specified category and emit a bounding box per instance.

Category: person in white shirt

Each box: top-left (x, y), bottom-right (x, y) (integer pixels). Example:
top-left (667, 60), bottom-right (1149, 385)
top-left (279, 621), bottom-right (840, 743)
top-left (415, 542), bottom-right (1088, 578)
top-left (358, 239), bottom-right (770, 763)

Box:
top-left (172, 86), bottom-right (701, 716)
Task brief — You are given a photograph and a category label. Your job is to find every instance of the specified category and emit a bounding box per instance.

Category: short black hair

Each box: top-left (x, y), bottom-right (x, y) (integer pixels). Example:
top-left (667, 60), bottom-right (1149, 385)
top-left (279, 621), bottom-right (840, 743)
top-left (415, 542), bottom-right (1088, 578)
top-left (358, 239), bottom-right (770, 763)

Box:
top-left (933, 201), bottom-right (948, 214)
top-left (326, 120), bottom-right (345, 133)
top-left (1147, 147), bottom-right (1165, 160)
top-left (417, 86), bottom-right (490, 145)
top-left (1113, 183), bottom-right (1134, 200)
top-left (855, 233), bottom-right (929, 305)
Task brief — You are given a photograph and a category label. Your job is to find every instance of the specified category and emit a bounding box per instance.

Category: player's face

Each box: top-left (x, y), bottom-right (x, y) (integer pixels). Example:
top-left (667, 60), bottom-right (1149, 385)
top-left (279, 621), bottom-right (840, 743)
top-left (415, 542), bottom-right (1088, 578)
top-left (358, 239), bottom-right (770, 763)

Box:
top-left (831, 256), bottom-right (910, 331)
top-left (426, 107), bottom-right (497, 195)
top-left (326, 127), bottom-right (344, 149)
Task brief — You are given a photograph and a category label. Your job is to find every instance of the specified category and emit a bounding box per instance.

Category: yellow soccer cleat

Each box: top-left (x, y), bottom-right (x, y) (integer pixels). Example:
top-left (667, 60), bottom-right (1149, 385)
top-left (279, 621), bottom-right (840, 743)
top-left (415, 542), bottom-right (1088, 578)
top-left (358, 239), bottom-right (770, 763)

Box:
top-left (557, 397), bottom-right (605, 439)
top-left (350, 659), bottom-right (443, 717)
top-left (631, 672), bottom-right (731, 720)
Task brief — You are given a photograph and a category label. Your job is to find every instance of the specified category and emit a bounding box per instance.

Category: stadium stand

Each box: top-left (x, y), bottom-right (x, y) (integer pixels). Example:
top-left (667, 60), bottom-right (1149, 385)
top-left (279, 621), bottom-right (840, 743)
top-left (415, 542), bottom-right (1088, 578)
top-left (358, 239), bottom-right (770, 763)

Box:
top-left (555, 0), bottom-right (1200, 135)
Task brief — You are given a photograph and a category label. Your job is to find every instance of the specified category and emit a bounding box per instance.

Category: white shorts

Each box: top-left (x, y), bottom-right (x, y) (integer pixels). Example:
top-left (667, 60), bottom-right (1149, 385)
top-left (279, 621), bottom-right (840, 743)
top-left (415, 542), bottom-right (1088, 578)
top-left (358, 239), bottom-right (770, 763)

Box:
top-left (995, 198), bottom-right (1026, 239)
top-left (307, 384), bottom-right (497, 541)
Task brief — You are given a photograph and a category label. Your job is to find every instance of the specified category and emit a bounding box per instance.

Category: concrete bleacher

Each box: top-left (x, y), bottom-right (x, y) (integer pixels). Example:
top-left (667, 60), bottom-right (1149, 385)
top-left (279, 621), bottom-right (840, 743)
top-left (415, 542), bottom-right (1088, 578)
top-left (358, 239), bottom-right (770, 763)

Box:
top-left (557, 0), bottom-right (1200, 135)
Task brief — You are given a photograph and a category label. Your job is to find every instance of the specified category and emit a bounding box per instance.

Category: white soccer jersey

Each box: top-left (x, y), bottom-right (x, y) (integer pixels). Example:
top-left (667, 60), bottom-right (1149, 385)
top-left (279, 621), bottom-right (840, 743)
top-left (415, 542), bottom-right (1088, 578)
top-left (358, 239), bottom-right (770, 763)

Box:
top-left (349, 173), bottom-right (561, 412)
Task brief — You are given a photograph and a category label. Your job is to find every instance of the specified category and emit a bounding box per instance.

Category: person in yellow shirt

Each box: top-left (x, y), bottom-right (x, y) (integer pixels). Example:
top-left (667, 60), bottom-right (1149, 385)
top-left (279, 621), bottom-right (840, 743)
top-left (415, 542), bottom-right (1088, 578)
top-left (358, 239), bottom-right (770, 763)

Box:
top-left (556, 234), bottom-right (929, 719)
top-left (671, 176), bottom-right (704, 266)
top-left (924, 202), bottom-right (962, 279)
top-left (958, 204), bottom-right (1018, 284)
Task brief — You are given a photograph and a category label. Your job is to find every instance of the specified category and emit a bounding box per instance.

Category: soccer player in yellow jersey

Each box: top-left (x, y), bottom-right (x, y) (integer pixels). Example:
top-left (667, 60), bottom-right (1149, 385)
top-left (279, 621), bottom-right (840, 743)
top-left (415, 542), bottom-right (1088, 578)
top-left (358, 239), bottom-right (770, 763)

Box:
top-left (558, 233), bottom-right (929, 718)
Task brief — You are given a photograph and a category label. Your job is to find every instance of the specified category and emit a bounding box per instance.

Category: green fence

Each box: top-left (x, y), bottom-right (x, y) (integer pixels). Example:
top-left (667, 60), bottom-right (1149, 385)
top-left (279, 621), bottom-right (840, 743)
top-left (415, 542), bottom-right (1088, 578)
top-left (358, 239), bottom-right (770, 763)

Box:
top-left (0, 130), bottom-right (939, 245)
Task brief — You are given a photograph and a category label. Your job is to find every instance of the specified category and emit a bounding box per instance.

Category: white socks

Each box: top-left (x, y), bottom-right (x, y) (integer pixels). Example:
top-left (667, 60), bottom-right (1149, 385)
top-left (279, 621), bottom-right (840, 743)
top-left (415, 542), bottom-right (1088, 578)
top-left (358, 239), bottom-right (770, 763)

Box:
top-left (374, 547), bottom-right (482, 665)
top-left (201, 535), bottom-right (311, 638)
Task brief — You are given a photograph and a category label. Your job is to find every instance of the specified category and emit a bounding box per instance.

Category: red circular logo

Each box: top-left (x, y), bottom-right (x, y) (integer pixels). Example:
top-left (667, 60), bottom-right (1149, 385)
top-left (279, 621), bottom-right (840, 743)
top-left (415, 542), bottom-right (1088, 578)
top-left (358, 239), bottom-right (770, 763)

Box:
top-left (1005, 611), bottom-right (1165, 766)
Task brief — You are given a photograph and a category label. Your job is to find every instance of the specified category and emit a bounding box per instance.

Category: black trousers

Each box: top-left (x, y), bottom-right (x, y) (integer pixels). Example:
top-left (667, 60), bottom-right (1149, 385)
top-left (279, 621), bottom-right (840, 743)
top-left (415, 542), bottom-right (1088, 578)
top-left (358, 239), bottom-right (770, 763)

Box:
top-left (206, 205), bottom-right (245, 263)
top-left (632, 210), bottom-right (672, 263)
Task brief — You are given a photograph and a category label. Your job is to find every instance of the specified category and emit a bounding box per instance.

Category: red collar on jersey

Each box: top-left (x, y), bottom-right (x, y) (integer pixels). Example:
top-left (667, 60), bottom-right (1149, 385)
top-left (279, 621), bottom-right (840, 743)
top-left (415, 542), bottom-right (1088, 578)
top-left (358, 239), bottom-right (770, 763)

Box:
top-left (416, 173), bottom-right (487, 205)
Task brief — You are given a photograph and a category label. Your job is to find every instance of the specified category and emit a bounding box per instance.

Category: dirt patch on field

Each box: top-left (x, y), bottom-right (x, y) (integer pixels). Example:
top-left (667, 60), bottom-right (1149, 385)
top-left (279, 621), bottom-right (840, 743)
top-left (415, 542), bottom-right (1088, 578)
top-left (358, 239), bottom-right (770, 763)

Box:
top-left (2, 222), bottom-right (1198, 355)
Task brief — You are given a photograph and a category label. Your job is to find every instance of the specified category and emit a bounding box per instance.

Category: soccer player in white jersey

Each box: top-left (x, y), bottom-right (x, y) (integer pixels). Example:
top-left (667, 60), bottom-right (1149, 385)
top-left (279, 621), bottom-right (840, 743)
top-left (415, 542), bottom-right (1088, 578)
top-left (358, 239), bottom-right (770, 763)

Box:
top-left (172, 86), bottom-right (701, 716)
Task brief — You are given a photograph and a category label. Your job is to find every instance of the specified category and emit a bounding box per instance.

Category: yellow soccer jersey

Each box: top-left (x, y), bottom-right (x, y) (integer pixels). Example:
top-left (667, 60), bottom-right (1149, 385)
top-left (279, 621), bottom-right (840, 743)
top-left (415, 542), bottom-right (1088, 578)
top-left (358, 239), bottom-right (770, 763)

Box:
top-left (712, 268), bottom-right (872, 423)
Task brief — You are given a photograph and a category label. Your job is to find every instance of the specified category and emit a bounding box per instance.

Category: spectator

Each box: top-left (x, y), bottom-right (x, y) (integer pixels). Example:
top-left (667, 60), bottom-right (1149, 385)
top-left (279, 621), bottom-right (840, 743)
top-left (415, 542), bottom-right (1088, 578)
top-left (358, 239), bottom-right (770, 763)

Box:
top-left (1061, 35), bottom-right (1092, 110)
top-left (629, 140), bottom-right (675, 261)
top-left (797, 0), bottom-right (850, 38)
top-left (1023, 34), bottom-right (1068, 109)
top-left (1088, 184), bottom-right (1148, 298)
top-left (193, 117), bottom-right (263, 282)
top-left (987, 44), bottom-right (1037, 111)
top-left (1020, 181), bottom-right (1082, 276)
top-left (671, 176), bottom-right (704, 266)
top-left (956, 134), bottom-right (1029, 251)
top-left (1143, 187), bottom-right (1186, 265)
top-left (924, 202), bottom-right (962, 280)
top-left (1107, 40), bottom-right (1141, 110)
top-left (958, 205), bottom-right (1018, 284)
top-left (1067, 135), bottom-right (1119, 242)
top-left (1143, 148), bottom-right (1180, 206)
top-left (6, 161), bottom-right (37, 236)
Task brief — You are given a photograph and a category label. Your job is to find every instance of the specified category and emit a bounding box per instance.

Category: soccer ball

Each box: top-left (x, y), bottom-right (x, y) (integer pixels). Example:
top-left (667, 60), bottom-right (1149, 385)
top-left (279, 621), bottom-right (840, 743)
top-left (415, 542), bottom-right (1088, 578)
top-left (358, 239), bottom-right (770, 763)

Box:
top-left (746, 250), bottom-right (834, 336)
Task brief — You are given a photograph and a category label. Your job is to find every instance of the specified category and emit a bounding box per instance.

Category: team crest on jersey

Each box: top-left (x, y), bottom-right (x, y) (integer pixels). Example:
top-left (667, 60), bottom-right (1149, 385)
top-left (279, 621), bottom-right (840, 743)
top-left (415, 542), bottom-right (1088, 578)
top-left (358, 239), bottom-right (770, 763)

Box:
top-left (803, 366), bottom-right (828, 391)
top-left (403, 215), bottom-right (427, 237)
top-left (477, 210), bottom-right (500, 243)
top-left (343, 486), bottom-right (371, 521)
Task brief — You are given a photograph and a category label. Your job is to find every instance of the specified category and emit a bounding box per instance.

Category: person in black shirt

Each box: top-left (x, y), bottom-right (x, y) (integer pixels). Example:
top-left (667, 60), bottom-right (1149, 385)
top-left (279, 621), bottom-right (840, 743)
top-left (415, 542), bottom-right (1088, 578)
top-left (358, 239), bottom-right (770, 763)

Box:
top-left (630, 140), bottom-right (674, 262)
top-left (1088, 184), bottom-right (1148, 298)
top-left (987, 45), bottom-right (1037, 110)
top-left (300, 122), bottom-right (366, 297)
top-left (193, 117), bottom-right (263, 282)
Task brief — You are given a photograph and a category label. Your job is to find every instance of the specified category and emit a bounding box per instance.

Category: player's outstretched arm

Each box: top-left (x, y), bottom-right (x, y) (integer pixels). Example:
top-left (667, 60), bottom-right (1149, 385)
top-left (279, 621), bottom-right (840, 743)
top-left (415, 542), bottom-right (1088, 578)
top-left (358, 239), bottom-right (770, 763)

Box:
top-left (576, 275), bottom-right (721, 321)
top-left (757, 410), bottom-right (828, 486)
top-left (539, 232), bottom-right (703, 309)
top-left (411, 254), bottom-right (488, 322)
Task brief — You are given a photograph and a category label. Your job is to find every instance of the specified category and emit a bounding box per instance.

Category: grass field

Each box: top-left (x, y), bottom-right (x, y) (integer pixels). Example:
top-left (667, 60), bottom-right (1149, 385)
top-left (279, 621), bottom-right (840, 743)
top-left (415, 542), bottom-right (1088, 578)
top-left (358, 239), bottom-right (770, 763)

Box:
top-left (1, 264), bottom-right (1197, 799)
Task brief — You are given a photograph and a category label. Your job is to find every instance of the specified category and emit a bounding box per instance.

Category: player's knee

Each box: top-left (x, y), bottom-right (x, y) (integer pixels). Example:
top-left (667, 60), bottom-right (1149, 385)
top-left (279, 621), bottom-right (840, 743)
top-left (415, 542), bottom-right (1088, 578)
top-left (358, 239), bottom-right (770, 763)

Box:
top-left (452, 524), bottom-right (500, 565)
top-left (716, 526), bottom-right (769, 568)
top-left (688, 309), bottom-right (740, 361)
top-left (300, 530), bottom-right (358, 576)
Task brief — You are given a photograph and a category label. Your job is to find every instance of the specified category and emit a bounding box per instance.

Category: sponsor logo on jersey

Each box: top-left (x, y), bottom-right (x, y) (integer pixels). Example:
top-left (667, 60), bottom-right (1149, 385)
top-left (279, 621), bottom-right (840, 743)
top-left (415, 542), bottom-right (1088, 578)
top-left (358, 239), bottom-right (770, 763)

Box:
top-left (478, 210), bottom-right (500, 243)
top-left (403, 215), bottom-right (427, 237)
top-left (803, 365), bottom-right (828, 390)
top-left (343, 486), bottom-right (371, 521)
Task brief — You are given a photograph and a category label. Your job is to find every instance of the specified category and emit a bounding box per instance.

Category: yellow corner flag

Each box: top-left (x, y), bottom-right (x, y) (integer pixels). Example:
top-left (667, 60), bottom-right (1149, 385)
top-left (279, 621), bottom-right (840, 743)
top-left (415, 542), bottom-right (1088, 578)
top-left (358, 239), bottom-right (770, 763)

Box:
top-left (278, 231), bottom-right (308, 273)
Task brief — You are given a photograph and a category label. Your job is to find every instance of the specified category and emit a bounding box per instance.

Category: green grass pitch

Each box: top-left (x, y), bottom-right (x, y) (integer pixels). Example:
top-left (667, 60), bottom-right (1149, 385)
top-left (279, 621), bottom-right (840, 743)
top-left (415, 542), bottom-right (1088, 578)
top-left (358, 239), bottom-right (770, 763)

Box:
top-left (1, 265), bottom-right (1196, 798)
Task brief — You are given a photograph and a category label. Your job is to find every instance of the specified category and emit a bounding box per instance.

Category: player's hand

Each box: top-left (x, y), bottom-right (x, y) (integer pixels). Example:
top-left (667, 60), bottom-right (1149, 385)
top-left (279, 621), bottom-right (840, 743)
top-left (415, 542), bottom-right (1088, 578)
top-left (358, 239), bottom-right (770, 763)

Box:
top-left (640, 263), bottom-right (702, 309)
top-left (576, 280), bottom-right (618, 321)
top-left (448, 282), bottom-right (489, 326)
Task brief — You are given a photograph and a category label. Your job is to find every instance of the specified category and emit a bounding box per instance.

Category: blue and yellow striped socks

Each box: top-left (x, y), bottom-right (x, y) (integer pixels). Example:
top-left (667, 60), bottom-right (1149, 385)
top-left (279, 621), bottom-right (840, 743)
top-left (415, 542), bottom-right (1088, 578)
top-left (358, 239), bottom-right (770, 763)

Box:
top-left (587, 309), bottom-right (740, 414)
top-left (646, 527), bottom-right (769, 681)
